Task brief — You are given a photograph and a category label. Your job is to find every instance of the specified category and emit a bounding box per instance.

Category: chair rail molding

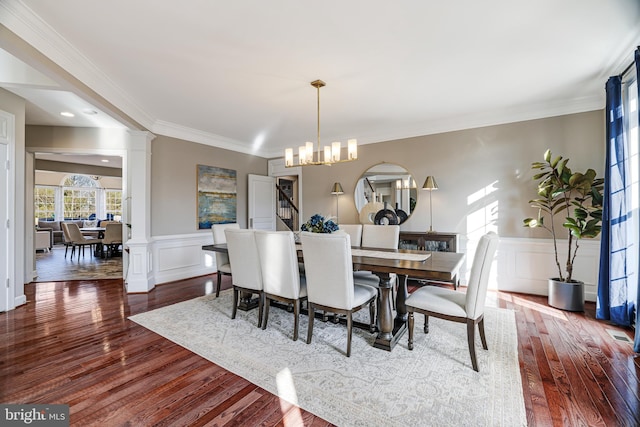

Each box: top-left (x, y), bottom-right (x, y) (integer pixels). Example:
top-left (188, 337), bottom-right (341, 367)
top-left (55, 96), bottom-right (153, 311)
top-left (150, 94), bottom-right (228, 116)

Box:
top-left (495, 236), bottom-right (600, 302)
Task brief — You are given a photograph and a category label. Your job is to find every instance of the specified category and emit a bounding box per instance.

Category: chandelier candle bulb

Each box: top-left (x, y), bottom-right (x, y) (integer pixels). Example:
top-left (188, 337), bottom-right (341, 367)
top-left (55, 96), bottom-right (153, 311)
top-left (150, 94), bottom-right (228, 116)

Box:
top-left (299, 146), bottom-right (306, 164)
top-left (285, 148), bottom-right (293, 167)
top-left (305, 142), bottom-right (314, 162)
top-left (348, 139), bottom-right (358, 160)
top-left (324, 146), bottom-right (332, 163)
top-left (332, 142), bottom-right (341, 162)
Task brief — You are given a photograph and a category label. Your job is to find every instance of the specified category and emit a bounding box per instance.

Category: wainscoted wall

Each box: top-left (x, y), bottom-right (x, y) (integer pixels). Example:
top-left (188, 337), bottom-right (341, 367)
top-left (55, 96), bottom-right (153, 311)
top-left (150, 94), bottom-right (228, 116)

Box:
top-left (149, 232), bottom-right (601, 303)
top-left (495, 237), bottom-right (600, 302)
top-left (151, 233), bottom-right (216, 285)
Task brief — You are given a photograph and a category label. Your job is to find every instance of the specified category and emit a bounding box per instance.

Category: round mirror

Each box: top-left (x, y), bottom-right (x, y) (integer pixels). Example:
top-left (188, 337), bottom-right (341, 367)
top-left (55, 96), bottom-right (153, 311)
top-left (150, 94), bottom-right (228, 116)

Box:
top-left (354, 163), bottom-right (417, 224)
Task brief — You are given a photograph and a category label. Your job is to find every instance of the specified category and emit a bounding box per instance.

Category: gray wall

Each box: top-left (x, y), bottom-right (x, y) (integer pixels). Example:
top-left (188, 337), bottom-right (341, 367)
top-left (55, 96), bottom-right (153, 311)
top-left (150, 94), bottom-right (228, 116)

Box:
top-left (150, 135), bottom-right (267, 235)
top-left (299, 110), bottom-right (605, 239)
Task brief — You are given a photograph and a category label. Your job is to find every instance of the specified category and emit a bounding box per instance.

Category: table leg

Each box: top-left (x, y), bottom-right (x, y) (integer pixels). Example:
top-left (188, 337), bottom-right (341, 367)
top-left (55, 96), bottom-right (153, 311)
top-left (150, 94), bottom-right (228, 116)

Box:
top-left (238, 291), bottom-right (259, 311)
top-left (396, 274), bottom-right (408, 322)
top-left (373, 272), bottom-right (407, 351)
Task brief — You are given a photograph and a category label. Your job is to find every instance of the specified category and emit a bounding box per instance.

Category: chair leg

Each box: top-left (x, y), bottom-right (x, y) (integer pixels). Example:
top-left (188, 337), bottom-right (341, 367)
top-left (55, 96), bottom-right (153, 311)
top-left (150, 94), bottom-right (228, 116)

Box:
top-left (369, 300), bottom-right (376, 333)
top-left (307, 305), bottom-right (315, 344)
top-left (478, 317), bottom-right (488, 350)
top-left (231, 288), bottom-right (239, 319)
top-left (467, 319), bottom-right (479, 372)
top-left (346, 312), bottom-right (353, 357)
top-left (64, 244), bottom-right (69, 258)
top-left (424, 315), bottom-right (430, 334)
top-left (257, 292), bottom-right (264, 328)
top-left (262, 296), bottom-right (270, 330)
top-left (293, 300), bottom-right (299, 341)
top-left (215, 272), bottom-right (222, 297)
top-left (408, 311), bottom-right (414, 350)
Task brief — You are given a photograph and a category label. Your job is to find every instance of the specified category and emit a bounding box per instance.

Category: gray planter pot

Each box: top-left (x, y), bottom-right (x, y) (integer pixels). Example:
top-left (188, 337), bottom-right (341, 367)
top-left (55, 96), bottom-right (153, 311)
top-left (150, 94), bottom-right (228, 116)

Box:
top-left (548, 278), bottom-right (584, 311)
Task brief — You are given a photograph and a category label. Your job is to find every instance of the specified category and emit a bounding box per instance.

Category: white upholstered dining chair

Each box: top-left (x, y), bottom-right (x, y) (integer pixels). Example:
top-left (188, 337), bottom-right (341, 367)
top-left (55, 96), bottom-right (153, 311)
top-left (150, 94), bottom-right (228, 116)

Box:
top-left (357, 224), bottom-right (401, 303)
top-left (212, 223), bottom-right (240, 297)
top-left (405, 231), bottom-right (499, 372)
top-left (301, 231), bottom-right (377, 357)
top-left (224, 228), bottom-right (264, 328)
top-left (338, 224), bottom-right (363, 247)
top-left (255, 230), bottom-right (307, 341)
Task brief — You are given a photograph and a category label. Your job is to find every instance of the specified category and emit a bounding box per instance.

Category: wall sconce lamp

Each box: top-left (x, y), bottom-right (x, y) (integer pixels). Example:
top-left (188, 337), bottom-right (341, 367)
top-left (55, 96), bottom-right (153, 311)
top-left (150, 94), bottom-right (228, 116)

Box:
top-left (331, 182), bottom-right (344, 223)
top-left (422, 176), bottom-right (438, 232)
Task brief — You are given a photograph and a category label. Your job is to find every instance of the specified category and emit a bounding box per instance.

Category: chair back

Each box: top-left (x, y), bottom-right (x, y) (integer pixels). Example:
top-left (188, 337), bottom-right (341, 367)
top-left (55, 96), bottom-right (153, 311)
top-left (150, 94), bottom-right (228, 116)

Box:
top-left (301, 232), bottom-right (354, 310)
top-left (225, 228), bottom-right (262, 291)
top-left (339, 224), bottom-right (363, 247)
top-left (64, 222), bottom-right (88, 243)
top-left (61, 222), bottom-right (72, 243)
top-left (255, 230), bottom-right (301, 299)
top-left (102, 223), bottom-right (123, 245)
top-left (212, 223), bottom-right (240, 270)
top-left (465, 232), bottom-right (499, 319)
top-left (361, 224), bottom-right (399, 249)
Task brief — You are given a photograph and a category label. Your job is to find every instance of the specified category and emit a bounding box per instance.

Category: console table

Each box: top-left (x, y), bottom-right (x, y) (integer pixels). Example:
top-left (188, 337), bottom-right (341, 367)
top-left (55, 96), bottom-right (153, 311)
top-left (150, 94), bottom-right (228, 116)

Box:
top-left (399, 231), bottom-right (458, 253)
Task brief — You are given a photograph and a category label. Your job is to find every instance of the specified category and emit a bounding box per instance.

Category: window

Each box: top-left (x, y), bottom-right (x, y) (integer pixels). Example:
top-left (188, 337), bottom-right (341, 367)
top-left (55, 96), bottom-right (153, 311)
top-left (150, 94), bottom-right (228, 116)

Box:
top-left (105, 189), bottom-right (122, 219)
top-left (34, 186), bottom-right (56, 221)
top-left (62, 174), bottom-right (99, 220)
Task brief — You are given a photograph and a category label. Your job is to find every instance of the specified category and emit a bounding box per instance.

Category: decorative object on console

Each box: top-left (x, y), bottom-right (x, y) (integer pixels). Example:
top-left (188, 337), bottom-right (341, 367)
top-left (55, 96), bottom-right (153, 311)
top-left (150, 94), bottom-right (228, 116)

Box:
top-left (330, 182), bottom-right (344, 223)
top-left (284, 80), bottom-right (357, 167)
top-left (374, 202), bottom-right (399, 225)
top-left (394, 203), bottom-right (408, 224)
top-left (301, 214), bottom-right (339, 233)
top-left (422, 175), bottom-right (438, 232)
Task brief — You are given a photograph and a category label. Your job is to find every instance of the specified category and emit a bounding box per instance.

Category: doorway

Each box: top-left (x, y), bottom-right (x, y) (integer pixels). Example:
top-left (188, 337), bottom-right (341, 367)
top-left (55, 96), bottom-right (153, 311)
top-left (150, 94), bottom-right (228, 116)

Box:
top-left (32, 152), bottom-right (125, 282)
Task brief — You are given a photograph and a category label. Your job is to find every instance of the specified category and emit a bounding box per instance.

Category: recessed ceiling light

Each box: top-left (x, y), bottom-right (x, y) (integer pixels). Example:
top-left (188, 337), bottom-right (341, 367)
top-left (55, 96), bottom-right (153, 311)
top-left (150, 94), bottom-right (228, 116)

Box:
top-left (83, 109), bottom-right (98, 115)
top-left (60, 111), bottom-right (75, 117)
top-left (101, 159), bottom-right (109, 163)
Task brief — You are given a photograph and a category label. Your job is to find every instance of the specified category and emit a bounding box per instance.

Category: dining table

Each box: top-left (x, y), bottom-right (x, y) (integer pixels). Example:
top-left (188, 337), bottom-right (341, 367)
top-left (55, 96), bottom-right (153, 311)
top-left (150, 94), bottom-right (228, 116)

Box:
top-left (202, 242), bottom-right (465, 351)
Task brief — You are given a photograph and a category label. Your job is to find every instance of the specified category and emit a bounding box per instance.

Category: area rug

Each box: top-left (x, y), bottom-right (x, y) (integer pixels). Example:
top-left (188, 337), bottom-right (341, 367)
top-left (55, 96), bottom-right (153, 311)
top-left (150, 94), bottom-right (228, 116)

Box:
top-left (129, 290), bottom-right (527, 426)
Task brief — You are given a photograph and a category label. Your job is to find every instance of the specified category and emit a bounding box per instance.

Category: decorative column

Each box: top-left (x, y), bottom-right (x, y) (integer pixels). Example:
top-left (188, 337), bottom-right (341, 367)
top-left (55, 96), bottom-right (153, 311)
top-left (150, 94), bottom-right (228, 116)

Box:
top-left (124, 130), bottom-right (155, 293)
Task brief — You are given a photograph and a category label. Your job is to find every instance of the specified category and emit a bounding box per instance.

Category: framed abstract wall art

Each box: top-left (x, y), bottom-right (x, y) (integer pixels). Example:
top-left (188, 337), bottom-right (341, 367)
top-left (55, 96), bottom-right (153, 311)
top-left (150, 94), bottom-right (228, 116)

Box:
top-left (197, 165), bottom-right (237, 229)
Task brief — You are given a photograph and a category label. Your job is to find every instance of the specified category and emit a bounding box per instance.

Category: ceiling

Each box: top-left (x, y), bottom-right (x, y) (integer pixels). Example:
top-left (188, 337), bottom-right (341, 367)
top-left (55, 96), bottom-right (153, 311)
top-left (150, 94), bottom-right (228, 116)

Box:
top-left (1, 1), bottom-right (639, 160)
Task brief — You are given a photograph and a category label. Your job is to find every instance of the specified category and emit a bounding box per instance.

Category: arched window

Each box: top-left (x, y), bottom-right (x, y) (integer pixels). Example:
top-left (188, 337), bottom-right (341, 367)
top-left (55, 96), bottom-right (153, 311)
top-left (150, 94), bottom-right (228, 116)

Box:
top-left (62, 174), bottom-right (100, 219)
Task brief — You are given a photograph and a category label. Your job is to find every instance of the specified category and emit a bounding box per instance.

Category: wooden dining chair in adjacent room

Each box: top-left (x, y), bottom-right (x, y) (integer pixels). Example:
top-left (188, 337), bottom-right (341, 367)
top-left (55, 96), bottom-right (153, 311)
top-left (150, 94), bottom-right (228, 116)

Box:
top-left (301, 231), bottom-right (377, 357)
top-left (224, 228), bottom-right (264, 328)
top-left (255, 230), bottom-right (307, 341)
top-left (405, 231), bottom-right (499, 372)
top-left (61, 222), bottom-right (74, 258)
top-left (63, 222), bottom-right (102, 260)
top-left (212, 223), bottom-right (240, 297)
top-left (102, 223), bottom-right (123, 258)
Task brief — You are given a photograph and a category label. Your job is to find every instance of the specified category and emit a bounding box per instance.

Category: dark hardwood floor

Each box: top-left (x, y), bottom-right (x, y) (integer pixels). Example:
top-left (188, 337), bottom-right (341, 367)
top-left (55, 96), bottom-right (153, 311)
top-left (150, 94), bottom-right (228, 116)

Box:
top-left (1, 275), bottom-right (638, 426)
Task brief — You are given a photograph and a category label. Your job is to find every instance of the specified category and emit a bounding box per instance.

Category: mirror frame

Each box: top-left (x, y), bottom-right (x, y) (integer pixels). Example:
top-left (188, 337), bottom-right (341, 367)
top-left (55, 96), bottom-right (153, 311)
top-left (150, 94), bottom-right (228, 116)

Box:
top-left (354, 162), bottom-right (417, 224)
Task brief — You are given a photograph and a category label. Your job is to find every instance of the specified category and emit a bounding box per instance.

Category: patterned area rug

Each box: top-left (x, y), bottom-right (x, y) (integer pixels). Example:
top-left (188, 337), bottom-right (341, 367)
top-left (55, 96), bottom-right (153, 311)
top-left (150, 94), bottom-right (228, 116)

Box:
top-left (129, 290), bottom-right (527, 426)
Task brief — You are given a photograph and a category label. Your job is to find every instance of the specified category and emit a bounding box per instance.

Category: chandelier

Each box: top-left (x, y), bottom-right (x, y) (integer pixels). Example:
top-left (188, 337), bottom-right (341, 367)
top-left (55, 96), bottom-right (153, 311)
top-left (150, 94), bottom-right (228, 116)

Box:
top-left (284, 80), bottom-right (358, 167)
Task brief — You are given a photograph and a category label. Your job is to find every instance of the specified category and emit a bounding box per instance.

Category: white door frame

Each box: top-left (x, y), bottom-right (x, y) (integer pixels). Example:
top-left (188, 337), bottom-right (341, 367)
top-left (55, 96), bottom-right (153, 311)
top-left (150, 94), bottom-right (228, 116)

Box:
top-left (0, 110), bottom-right (15, 312)
top-left (268, 159), bottom-right (303, 229)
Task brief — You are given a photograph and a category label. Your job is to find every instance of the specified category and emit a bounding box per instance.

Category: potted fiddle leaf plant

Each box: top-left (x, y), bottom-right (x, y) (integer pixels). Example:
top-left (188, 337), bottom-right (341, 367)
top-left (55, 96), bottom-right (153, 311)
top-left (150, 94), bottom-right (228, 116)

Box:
top-left (523, 149), bottom-right (604, 311)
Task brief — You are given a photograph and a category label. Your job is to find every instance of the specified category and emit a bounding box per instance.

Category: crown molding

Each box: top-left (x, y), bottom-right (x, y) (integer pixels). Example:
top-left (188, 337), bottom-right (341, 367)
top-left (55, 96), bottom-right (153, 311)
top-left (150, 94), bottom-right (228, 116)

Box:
top-left (0, 0), bottom-right (155, 129)
top-left (152, 120), bottom-right (267, 158)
